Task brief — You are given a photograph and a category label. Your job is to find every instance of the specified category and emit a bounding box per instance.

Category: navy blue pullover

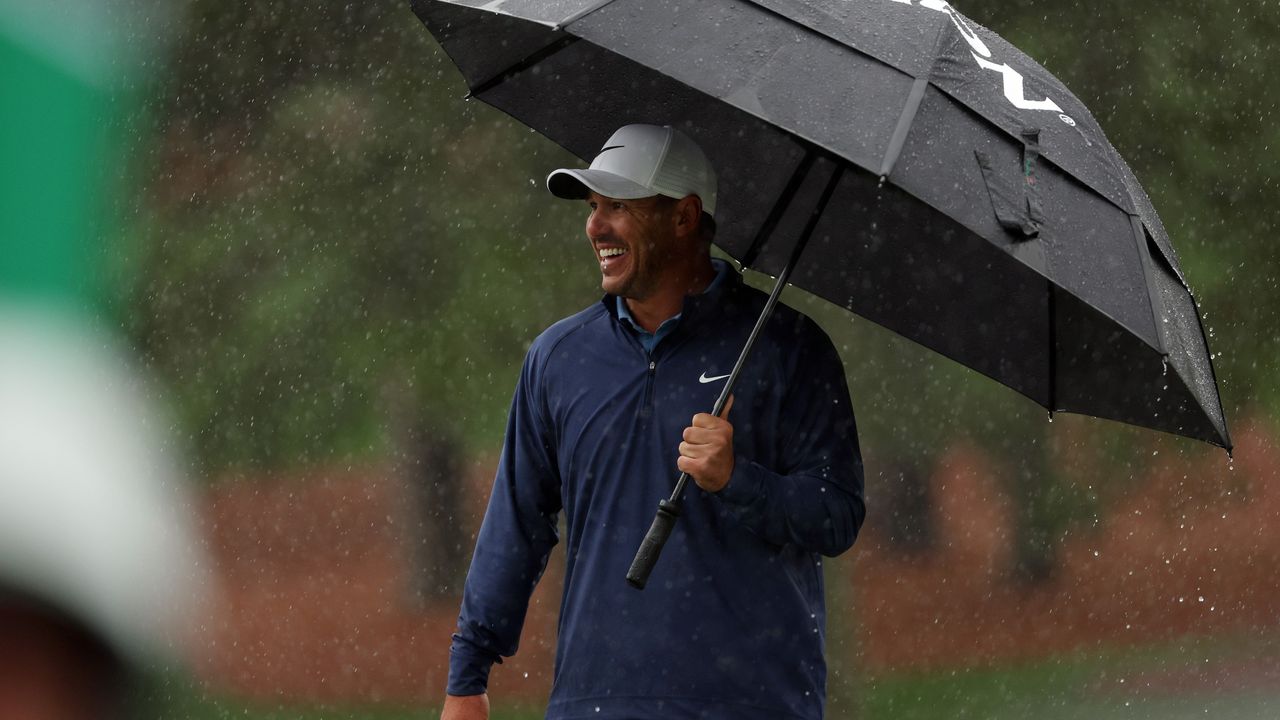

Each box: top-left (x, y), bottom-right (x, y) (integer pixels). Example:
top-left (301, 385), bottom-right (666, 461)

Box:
top-left (448, 269), bottom-right (865, 719)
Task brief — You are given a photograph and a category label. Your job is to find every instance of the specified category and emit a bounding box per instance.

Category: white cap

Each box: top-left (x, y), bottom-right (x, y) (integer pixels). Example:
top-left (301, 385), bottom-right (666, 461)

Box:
top-left (547, 124), bottom-right (718, 216)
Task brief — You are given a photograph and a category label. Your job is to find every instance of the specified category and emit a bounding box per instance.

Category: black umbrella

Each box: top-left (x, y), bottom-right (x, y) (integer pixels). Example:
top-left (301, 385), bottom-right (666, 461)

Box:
top-left (410, 0), bottom-right (1231, 586)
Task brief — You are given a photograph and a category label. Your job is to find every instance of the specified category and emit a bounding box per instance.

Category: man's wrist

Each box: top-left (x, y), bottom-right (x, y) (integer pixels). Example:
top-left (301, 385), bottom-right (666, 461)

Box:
top-left (441, 692), bottom-right (489, 720)
top-left (447, 639), bottom-right (499, 695)
top-left (714, 454), bottom-right (763, 505)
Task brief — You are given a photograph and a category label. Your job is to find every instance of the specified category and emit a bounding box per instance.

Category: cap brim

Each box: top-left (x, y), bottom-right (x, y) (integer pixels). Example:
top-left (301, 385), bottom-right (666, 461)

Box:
top-left (546, 168), bottom-right (657, 202)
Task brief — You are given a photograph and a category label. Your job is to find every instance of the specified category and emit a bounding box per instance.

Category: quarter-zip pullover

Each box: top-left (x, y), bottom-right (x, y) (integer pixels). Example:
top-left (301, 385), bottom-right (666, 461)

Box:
top-left (448, 268), bottom-right (865, 720)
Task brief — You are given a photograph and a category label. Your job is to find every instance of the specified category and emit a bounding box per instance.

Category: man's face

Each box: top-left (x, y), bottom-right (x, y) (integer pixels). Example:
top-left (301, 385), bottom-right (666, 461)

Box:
top-left (584, 191), bottom-right (679, 300)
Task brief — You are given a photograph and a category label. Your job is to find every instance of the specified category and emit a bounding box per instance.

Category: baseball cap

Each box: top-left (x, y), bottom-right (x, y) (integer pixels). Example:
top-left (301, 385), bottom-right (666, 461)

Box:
top-left (547, 124), bottom-right (718, 216)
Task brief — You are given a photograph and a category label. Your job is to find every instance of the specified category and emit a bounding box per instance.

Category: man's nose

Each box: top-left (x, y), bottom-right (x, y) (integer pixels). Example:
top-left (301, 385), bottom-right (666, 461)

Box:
top-left (585, 208), bottom-right (606, 238)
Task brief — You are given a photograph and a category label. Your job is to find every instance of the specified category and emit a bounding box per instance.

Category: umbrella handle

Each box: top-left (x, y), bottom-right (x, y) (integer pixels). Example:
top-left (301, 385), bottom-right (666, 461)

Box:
top-left (624, 497), bottom-right (682, 589)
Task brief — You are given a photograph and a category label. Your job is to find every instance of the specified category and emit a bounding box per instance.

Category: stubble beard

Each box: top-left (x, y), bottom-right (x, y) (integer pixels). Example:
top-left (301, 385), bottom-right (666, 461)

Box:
top-left (604, 240), bottom-right (664, 301)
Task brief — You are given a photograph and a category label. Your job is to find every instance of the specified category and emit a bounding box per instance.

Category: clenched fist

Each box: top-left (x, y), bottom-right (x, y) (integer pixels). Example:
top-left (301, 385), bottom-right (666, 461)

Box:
top-left (677, 394), bottom-right (736, 492)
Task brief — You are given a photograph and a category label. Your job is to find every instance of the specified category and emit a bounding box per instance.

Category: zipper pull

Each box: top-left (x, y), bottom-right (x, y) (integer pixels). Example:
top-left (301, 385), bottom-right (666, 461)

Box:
top-left (648, 360), bottom-right (656, 374)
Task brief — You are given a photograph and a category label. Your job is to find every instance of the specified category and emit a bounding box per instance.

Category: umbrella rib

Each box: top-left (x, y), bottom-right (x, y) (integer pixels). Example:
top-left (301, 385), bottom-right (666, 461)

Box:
top-left (1185, 292), bottom-right (1234, 453)
top-left (1128, 215), bottom-right (1168, 357)
top-left (1047, 281), bottom-right (1057, 415)
top-left (1133, 218), bottom-right (1232, 451)
top-left (740, 149), bottom-right (818, 269)
top-left (466, 35), bottom-right (580, 99)
top-left (879, 77), bottom-right (929, 180)
top-left (553, 0), bottom-right (620, 31)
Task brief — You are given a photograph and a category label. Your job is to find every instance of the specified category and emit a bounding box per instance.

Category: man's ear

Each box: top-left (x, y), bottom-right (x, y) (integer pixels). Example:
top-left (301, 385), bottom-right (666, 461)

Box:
top-left (674, 195), bottom-right (703, 239)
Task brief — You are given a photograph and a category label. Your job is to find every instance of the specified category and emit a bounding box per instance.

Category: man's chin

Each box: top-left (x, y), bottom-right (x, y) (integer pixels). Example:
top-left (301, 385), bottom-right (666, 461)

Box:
top-left (601, 277), bottom-right (629, 297)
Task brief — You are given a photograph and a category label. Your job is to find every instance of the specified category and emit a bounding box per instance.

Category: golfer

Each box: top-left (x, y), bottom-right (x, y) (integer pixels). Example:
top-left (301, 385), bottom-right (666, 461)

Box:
top-left (442, 124), bottom-right (865, 720)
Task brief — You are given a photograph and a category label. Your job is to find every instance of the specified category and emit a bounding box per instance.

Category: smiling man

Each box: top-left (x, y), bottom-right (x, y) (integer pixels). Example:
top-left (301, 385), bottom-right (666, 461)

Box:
top-left (441, 124), bottom-right (865, 720)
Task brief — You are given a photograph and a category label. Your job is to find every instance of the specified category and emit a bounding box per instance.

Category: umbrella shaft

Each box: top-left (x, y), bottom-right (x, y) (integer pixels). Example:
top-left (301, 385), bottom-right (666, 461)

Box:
top-left (626, 164), bottom-right (845, 590)
top-left (667, 163), bottom-right (844, 506)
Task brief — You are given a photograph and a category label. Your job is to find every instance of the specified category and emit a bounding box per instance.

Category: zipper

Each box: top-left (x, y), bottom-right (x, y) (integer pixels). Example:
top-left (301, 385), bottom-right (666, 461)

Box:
top-left (612, 310), bottom-right (659, 421)
top-left (640, 357), bottom-right (657, 420)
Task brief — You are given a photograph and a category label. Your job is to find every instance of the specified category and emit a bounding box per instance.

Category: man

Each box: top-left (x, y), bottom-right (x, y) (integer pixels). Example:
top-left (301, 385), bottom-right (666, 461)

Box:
top-left (442, 124), bottom-right (864, 720)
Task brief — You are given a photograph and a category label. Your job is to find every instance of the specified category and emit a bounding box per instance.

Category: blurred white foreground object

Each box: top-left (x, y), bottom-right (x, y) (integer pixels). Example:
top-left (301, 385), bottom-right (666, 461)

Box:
top-left (0, 308), bottom-right (209, 669)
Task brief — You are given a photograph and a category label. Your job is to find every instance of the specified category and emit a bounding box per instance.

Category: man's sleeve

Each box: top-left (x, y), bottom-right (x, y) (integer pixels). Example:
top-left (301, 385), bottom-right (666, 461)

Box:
top-left (714, 319), bottom-right (865, 556)
top-left (447, 349), bottom-right (561, 695)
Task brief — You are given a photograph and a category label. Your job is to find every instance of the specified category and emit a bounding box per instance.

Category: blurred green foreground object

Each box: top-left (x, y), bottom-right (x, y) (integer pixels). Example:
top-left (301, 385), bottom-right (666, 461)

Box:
top-left (0, 1), bottom-right (141, 309)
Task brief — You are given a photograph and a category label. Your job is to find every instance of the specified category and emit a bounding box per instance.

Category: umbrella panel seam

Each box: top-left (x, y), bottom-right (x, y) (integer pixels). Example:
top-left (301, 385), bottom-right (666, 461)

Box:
top-left (553, 0), bottom-right (621, 30)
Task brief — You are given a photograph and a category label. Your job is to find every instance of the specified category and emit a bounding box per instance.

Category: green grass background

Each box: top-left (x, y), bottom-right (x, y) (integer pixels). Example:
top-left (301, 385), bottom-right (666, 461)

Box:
top-left (144, 632), bottom-right (1280, 720)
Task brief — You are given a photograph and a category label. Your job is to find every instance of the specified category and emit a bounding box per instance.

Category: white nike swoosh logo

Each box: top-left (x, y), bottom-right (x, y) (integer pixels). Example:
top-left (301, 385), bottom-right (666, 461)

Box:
top-left (699, 372), bottom-right (731, 384)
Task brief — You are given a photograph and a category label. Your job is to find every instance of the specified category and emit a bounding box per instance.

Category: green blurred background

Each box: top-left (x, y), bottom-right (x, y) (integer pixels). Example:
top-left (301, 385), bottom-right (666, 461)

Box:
top-left (25, 0), bottom-right (1278, 717)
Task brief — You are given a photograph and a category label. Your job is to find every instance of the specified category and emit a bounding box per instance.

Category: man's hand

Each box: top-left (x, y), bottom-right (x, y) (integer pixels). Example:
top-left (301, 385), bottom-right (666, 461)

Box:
top-left (678, 394), bottom-right (735, 492)
top-left (441, 693), bottom-right (489, 720)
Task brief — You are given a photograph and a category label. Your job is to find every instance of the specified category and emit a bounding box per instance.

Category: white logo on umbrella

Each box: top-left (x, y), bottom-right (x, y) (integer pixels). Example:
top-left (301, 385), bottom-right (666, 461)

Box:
top-left (889, 0), bottom-right (1074, 124)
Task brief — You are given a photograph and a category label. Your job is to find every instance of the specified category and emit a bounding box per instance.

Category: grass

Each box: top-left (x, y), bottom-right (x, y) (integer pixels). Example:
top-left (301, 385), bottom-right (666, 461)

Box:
top-left (862, 631), bottom-right (1280, 720)
top-left (135, 676), bottom-right (544, 720)
top-left (134, 632), bottom-right (1280, 719)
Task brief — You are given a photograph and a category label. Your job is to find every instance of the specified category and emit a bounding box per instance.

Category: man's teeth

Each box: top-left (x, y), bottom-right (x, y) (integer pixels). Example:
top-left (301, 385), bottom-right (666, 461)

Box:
top-left (599, 248), bottom-right (627, 258)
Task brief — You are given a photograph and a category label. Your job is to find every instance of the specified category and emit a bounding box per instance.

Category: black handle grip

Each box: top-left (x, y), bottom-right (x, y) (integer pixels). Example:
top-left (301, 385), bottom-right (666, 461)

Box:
top-left (625, 499), bottom-right (681, 589)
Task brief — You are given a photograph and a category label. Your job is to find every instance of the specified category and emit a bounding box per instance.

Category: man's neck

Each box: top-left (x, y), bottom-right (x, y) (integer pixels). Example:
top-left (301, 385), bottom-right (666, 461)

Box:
top-left (622, 257), bottom-right (717, 333)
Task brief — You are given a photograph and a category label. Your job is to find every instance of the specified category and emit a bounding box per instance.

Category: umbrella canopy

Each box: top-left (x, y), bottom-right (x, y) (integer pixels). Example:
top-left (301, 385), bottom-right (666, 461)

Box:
top-left (410, 0), bottom-right (1230, 450)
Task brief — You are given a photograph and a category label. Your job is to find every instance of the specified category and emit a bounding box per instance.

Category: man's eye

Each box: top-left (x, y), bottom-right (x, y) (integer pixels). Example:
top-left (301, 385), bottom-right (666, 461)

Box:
top-left (612, 202), bottom-right (625, 211)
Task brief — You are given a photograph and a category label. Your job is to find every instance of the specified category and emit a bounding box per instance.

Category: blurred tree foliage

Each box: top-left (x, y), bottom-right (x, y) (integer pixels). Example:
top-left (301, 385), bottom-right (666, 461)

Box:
top-left (120, 0), bottom-right (593, 469)
top-left (118, 0), bottom-right (1275, 572)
